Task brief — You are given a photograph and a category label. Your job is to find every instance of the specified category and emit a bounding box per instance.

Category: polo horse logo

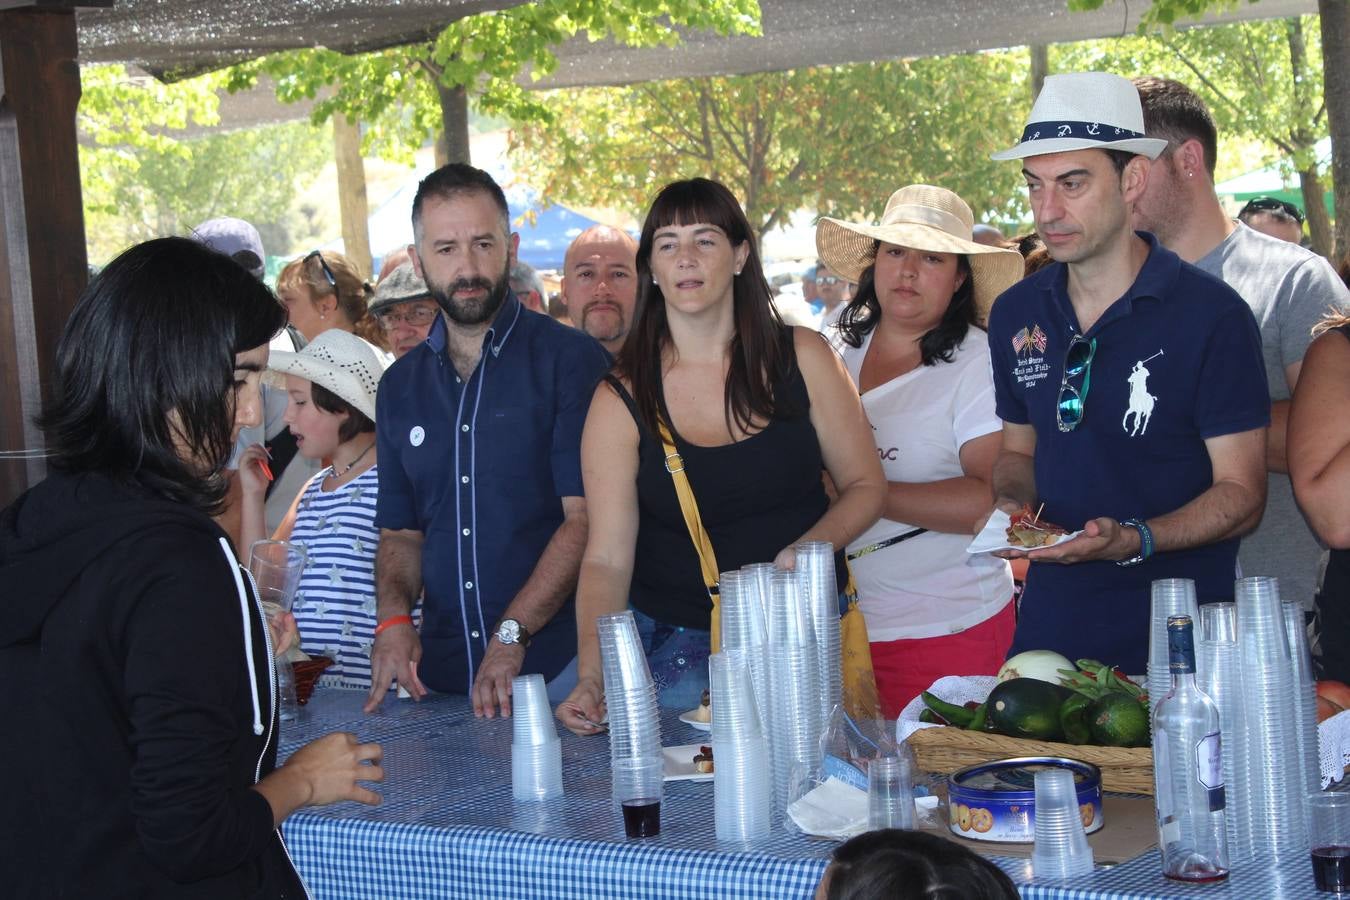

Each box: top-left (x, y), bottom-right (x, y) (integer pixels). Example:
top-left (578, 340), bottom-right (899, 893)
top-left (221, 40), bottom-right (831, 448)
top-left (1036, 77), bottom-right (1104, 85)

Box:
top-left (1123, 350), bottom-right (1164, 436)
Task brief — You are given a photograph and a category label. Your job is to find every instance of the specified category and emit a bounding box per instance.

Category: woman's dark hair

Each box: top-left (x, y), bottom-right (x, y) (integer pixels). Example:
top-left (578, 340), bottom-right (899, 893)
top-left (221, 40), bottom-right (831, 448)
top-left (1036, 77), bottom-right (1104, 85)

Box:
top-left (823, 829), bottom-right (1019, 900)
top-left (39, 237), bottom-right (286, 513)
top-left (835, 244), bottom-right (976, 366)
top-left (310, 382), bottom-right (375, 443)
top-left (615, 178), bottom-right (795, 436)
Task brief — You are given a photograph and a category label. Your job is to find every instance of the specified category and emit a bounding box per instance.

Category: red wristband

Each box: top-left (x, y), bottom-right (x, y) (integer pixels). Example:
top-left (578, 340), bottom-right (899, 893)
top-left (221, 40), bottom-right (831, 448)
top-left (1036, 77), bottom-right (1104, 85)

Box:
top-left (374, 614), bottom-right (414, 636)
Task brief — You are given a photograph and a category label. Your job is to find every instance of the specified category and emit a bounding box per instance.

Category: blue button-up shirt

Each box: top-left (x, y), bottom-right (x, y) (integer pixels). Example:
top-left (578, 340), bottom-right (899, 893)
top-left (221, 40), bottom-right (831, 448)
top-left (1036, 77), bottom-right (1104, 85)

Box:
top-left (374, 293), bottom-right (611, 693)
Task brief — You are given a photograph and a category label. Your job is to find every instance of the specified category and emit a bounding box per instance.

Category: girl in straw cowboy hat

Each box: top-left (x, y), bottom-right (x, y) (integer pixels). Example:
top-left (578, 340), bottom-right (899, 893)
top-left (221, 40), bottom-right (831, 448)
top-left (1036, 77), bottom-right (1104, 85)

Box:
top-left (556, 178), bottom-right (885, 733)
top-left (239, 329), bottom-right (412, 690)
top-left (817, 184), bottom-right (1025, 717)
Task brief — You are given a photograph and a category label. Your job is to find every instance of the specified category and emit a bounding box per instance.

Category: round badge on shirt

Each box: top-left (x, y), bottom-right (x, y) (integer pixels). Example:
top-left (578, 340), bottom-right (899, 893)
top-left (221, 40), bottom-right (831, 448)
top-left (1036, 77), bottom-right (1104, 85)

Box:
top-left (409, 425), bottom-right (425, 447)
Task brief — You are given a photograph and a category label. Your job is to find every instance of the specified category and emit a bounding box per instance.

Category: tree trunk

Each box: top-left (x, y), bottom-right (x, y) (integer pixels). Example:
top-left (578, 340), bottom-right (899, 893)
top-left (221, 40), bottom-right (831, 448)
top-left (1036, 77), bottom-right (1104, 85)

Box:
top-left (1321, 0), bottom-right (1349, 260)
top-left (1300, 168), bottom-right (1333, 258)
top-left (1029, 44), bottom-right (1049, 101)
top-left (333, 114), bottom-right (372, 279)
top-left (435, 80), bottom-right (471, 166)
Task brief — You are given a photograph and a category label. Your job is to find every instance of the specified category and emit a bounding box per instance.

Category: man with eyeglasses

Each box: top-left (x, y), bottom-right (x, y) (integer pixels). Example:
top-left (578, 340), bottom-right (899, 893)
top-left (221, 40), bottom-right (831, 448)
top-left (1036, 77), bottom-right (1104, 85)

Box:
top-left (1133, 78), bottom-right (1350, 625)
top-left (982, 73), bottom-right (1269, 674)
top-left (814, 260), bottom-right (852, 334)
top-left (369, 262), bottom-right (441, 359)
top-left (1237, 197), bottom-right (1305, 245)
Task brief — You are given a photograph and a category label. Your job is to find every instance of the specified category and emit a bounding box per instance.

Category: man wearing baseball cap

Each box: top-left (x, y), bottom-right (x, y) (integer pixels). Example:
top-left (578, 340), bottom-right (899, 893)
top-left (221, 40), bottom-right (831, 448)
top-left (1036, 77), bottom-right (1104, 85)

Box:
top-left (982, 72), bottom-right (1270, 673)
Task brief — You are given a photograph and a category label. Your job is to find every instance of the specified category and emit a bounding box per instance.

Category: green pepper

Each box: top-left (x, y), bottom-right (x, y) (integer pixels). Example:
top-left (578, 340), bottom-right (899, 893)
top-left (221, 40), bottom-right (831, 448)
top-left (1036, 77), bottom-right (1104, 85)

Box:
top-left (921, 691), bottom-right (976, 728)
top-left (1059, 693), bottom-right (1094, 745)
top-left (966, 701), bottom-right (988, 732)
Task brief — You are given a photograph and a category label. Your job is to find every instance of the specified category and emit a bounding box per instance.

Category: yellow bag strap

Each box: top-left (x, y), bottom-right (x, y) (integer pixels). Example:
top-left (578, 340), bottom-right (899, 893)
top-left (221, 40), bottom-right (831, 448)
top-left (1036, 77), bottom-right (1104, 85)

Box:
top-left (656, 418), bottom-right (721, 654)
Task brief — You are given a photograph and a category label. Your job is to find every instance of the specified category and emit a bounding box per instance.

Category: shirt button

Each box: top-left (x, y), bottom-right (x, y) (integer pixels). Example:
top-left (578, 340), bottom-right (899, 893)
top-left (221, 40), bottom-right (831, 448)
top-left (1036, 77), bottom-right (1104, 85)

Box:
top-left (461, 424), bottom-right (470, 432)
top-left (461, 475), bottom-right (470, 484)
top-left (462, 528), bottom-right (471, 536)
top-left (470, 630), bottom-right (480, 639)
top-left (465, 581), bottom-right (474, 590)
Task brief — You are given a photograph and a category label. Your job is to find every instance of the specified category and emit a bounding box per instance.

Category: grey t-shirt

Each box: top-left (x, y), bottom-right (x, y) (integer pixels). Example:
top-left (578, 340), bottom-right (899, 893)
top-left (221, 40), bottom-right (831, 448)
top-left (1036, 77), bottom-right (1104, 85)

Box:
top-left (1195, 222), bottom-right (1350, 606)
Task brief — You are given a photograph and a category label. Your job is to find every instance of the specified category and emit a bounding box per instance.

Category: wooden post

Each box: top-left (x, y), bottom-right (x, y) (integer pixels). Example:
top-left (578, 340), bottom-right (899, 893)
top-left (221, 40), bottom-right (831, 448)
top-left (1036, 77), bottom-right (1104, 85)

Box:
top-left (333, 114), bottom-right (372, 279)
top-left (0, 6), bottom-right (92, 505)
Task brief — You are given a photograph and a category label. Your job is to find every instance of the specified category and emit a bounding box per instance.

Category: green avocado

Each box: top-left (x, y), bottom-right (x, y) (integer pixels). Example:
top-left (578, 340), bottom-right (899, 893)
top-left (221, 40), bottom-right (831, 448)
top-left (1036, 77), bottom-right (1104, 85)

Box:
top-left (987, 677), bottom-right (1072, 742)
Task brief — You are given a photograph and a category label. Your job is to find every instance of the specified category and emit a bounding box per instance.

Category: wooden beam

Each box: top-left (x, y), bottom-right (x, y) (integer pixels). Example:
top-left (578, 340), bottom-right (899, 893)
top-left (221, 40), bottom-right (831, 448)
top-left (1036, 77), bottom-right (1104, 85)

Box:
top-left (0, 7), bottom-right (88, 505)
top-left (0, 2), bottom-right (112, 10)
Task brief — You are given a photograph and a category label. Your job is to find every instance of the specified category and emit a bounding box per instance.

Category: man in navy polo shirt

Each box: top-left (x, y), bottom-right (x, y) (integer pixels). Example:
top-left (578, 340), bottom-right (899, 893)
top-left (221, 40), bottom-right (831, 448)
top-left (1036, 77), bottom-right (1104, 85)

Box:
top-left (365, 163), bottom-right (610, 717)
top-left (983, 73), bottom-right (1269, 673)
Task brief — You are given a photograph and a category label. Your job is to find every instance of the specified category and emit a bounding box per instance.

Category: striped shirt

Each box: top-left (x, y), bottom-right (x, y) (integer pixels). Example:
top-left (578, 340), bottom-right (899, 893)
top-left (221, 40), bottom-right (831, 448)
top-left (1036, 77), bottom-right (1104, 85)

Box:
top-left (290, 466), bottom-right (384, 689)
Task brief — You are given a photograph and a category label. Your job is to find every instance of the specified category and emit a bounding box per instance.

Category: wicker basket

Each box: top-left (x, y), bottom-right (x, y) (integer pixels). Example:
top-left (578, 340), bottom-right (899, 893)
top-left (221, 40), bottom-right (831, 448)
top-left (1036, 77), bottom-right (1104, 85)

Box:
top-left (292, 656), bottom-right (333, 705)
top-left (906, 726), bottom-right (1155, 795)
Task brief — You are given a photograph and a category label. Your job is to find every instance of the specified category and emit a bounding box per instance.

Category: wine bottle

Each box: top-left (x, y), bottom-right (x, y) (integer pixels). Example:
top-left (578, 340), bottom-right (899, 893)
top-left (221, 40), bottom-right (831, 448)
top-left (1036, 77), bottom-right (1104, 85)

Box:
top-left (1152, 614), bottom-right (1230, 882)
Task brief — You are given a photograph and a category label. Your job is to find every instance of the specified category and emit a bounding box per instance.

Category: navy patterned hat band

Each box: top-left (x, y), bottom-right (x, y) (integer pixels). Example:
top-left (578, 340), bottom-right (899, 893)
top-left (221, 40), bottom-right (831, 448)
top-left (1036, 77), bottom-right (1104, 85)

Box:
top-left (1018, 120), bottom-right (1147, 144)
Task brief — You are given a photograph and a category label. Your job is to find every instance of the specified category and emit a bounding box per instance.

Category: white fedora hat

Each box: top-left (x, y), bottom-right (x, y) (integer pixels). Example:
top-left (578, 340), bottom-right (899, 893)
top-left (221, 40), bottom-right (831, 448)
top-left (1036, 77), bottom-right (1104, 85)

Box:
top-left (992, 72), bottom-right (1168, 161)
top-left (267, 329), bottom-right (386, 421)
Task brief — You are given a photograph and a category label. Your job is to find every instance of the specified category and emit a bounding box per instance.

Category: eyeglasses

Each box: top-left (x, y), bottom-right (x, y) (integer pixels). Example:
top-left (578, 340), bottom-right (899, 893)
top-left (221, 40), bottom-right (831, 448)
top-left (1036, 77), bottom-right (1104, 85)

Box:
top-left (304, 250), bottom-right (341, 301)
top-left (817, 275), bottom-right (844, 286)
top-left (1239, 196), bottom-right (1304, 225)
top-left (1056, 335), bottom-right (1097, 433)
top-left (377, 305), bottom-right (439, 329)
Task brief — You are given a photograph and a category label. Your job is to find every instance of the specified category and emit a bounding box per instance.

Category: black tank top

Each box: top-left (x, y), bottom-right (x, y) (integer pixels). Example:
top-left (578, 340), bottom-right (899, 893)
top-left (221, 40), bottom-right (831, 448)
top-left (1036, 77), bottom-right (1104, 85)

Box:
top-left (1316, 324), bottom-right (1350, 680)
top-left (609, 334), bottom-right (844, 629)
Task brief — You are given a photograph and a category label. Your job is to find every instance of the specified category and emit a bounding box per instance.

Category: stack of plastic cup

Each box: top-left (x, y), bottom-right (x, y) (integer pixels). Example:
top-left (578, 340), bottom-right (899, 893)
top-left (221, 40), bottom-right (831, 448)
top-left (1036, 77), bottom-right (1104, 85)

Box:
top-left (511, 673), bottom-right (563, 801)
top-left (710, 650), bottom-right (773, 841)
top-left (1197, 602), bottom-right (1248, 861)
top-left (796, 541), bottom-right (842, 726)
top-left (1031, 768), bottom-right (1095, 879)
top-left (596, 611), bottom-right (664, 812)
top-left (867, 755), bottom-right (915, 830)
top-left (1149, 579), bottom-right (1201, 726)
top-left (718, 570), bottom-right (773, 757)
top-left (766, 570), bottom-right (822, 814)
top-left (740, 562), bottom-right (776, 625)
top-left (1282, 598), bottom-right (1321, 799)
top-left (1234, 576), bottom-right (1305, 858)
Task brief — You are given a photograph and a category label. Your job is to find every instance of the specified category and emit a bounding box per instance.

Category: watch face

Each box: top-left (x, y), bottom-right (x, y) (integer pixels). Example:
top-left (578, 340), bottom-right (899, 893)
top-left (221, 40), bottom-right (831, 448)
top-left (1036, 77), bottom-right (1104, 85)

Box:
top-left (498, 619), bottom-right (521, 643)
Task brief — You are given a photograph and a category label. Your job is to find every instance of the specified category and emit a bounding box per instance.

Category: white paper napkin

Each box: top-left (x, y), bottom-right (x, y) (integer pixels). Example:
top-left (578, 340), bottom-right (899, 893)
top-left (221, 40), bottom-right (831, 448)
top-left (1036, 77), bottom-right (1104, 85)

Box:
top-left (966, 509), bottom-right (1081, 555)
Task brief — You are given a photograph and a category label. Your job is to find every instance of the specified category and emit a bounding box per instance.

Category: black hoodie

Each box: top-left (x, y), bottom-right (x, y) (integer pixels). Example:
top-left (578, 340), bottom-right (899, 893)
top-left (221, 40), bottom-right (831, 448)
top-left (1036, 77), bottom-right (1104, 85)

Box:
top-left (0, 471), bottom-right (308, 899)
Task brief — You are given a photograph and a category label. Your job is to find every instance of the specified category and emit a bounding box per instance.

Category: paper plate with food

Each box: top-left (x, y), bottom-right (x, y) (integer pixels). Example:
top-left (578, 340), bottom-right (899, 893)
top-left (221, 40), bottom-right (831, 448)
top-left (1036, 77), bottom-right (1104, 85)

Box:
top-left (967, 506), bottom-right (1081, 555)
top-left (663, 744), bottom-right (714, 782)
top-left (678, 689), bottom-right (712, 732)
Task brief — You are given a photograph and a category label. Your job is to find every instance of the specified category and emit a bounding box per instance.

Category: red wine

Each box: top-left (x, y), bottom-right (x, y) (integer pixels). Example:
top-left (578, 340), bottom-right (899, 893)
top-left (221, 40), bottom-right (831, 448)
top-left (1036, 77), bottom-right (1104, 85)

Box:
top-left (622, 798), bottom-right (661, 838)
top-left (1313, 845), bottom-right (1350, 892)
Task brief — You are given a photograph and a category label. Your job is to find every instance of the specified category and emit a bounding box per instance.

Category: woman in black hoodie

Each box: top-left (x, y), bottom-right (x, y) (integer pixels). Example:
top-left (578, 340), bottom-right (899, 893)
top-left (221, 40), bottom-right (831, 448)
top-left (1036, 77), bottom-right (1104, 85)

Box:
top-left (0, 238), bottom-right (384, 899)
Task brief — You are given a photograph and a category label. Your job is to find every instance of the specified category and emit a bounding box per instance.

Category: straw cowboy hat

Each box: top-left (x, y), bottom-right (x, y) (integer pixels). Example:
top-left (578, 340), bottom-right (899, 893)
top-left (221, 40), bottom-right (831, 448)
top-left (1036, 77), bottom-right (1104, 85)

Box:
top-left (992, 72), bottom-right (1168, 161)
top-left (815, 184), bottom-right (1025, 322)
top-left (267, 329), bottom-right (387, 421)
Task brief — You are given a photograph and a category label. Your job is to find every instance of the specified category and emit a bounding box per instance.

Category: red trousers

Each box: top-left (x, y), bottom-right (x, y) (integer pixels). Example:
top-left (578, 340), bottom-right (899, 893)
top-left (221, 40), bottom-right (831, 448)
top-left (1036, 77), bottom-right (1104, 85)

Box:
top-left (869, 601), bottom-right (1016, 720)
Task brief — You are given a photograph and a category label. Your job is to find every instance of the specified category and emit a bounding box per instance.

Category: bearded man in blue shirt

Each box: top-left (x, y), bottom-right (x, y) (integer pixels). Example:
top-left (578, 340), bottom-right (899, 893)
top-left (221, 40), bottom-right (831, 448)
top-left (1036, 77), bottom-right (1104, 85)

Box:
top-left (982, 73), bottom-right (1270, 673)
top-left (366, 164), bottom-right (610, 717)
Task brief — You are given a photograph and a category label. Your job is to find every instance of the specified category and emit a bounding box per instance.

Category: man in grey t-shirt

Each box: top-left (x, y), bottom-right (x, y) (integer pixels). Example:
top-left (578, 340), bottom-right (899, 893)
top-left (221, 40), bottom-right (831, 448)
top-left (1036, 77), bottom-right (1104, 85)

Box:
top-left (1133, 78), bottom-right (1350, 610)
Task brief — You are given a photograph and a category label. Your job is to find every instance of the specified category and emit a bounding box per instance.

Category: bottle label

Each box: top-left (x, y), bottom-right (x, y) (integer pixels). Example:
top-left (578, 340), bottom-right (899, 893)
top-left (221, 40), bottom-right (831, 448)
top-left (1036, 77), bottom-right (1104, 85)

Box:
top-left (1154, 727), bottom-right (1173, 820)
top-left (1195, 731), bottom-right (1225, 811)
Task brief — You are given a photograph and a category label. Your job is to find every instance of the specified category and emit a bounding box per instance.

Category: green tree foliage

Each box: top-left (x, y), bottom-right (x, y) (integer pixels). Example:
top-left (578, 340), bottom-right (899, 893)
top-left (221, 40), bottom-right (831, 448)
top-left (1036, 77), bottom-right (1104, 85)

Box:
top-left (79, 66), bottom-right (330, 264)
top-left (224, 0), bottom-right (760, 163)
top-left (508, 51), bottom-right (1033, 244)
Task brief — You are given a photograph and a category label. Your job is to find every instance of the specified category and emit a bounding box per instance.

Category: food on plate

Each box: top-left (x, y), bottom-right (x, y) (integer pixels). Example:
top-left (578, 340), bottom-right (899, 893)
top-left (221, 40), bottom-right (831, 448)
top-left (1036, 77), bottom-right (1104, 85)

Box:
top-left (986, 678), bottom-right (1072, 742)
top-left (690, 689), bottom-right (711, 724)
top-left (1005, 505), bottom-right (1070, 548)
top-left (997, 649), bottom-right (1074, 684)
top-left (693, 745), bottom-right (714, 774)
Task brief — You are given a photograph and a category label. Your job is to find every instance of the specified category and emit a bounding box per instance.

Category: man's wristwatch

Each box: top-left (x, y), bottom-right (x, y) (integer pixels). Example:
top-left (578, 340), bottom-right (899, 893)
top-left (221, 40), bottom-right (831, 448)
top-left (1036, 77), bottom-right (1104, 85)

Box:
top-left (1116, 518), bottom-right (1155, 567)
top-left (494, 618), bottom-right (532, 648)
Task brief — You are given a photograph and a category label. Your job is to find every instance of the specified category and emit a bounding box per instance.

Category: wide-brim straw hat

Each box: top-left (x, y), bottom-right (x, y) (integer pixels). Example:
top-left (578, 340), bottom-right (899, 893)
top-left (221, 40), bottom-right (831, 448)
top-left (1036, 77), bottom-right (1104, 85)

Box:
top-left (991, 72), bottom-right (1168, 161)
top-left (267, 329), bottom-right (386, 421)
top-left (815, 184), bottom-right (1025, 323)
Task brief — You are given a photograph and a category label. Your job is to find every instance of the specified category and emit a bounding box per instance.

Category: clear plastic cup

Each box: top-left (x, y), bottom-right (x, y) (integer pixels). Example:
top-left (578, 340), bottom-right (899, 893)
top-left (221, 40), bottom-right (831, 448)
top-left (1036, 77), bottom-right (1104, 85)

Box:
top-left (714, 734), bottom-right (773, 841)
top-left (511, 673), bottom-right (558, 746)
top-left (767, 572), bottom-right (812, 646)
top-left (710, 650), bottom-right (764, 742)
top-left (867, 755), bottom-right (914, 830)
top-left (1200, 602), bottom-right (1237, 642)
top-left (1309, 793), bottom-right (1350, 892)
top-left (248, 539), bottom-right (306, 616)
top-left (597, 611), bottom-right (653, 693)
top-left (512, 738), bottom-right (563, 801)
top-left (275, 656), bottom-right (300, 723)
top-left (1032, 768), bottom-right (1094, 879)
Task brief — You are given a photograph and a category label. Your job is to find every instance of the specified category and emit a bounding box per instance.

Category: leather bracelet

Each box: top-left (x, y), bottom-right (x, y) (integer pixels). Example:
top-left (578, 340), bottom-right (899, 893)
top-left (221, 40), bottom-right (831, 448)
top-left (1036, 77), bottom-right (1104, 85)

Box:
top-left (373, 614), bottom-right (414, 636)
top-left (1116, 518), bottom-right (1154, 567)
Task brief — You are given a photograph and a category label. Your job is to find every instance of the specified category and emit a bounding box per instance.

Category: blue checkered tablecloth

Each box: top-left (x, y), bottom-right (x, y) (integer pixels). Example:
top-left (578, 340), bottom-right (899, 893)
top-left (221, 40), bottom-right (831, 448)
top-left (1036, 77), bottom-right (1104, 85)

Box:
top-left (277, 690), bottom-right (1325, 899)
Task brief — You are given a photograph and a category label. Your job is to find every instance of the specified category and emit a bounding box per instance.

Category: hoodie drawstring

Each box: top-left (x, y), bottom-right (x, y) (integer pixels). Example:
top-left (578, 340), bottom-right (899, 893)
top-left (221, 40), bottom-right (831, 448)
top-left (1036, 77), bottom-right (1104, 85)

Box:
top-left (219, 538), bottom-right (264, 736)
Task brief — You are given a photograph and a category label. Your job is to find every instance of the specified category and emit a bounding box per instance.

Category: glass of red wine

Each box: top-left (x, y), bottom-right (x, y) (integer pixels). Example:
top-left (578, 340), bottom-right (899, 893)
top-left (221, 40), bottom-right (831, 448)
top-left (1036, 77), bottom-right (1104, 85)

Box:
top-left (1310, 792), bottom-right (1350, 892)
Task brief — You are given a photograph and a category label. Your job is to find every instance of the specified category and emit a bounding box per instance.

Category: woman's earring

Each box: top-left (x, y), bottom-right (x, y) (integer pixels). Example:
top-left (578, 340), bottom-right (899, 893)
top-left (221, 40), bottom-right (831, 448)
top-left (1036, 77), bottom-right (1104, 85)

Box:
top-left (652, 276), bottom-right (658, 285)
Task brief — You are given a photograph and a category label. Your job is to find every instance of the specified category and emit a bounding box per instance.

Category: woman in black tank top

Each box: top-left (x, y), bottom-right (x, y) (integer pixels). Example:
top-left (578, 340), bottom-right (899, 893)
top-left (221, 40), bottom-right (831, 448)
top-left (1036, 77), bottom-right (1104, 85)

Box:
top-left (1289, 315), bottom-right (1350, 682)
top-left (555, 179), bottom-right (884, 734)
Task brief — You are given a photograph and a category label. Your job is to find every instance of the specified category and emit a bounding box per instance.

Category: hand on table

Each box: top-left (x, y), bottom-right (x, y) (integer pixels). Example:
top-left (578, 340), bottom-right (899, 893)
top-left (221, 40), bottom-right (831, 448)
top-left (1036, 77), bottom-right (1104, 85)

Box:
top-left (284, 731), bottom-right (384, 808)
top-left (472, 639), bottom-right (526, 718)
top-left (556, 677), bottom-right (607, 737)
top-left (995, 516), bottom-right (1139, 564)
top-left (364, 621), bottom-right (427, 713)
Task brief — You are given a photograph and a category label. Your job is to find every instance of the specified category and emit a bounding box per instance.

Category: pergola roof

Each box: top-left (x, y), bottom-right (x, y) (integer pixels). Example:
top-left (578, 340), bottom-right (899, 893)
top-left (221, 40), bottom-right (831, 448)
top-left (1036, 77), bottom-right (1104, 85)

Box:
top-left (76, 0), bottom-right (1318, 86)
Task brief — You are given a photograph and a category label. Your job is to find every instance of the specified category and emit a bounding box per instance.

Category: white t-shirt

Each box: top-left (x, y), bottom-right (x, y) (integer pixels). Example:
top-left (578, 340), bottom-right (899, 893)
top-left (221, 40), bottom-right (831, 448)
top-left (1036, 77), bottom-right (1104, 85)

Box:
top-left (836, 329), bottom-right (1013, 641)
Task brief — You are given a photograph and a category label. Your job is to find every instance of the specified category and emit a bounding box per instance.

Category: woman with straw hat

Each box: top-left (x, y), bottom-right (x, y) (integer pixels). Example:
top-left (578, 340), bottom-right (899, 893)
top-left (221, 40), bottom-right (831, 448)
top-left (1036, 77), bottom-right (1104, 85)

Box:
top-left (817, 184), bottom-right (1025, 717)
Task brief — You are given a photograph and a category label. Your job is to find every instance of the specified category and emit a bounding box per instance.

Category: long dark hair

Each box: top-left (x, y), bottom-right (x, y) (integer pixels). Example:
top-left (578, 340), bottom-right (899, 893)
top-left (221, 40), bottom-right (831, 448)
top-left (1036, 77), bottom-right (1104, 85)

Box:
top-left (614, 178), bottom-right (794, 437)
top-left (40, 237), bottom-right (286, 513)
top-left (836, 243), bottom-right (976, 366)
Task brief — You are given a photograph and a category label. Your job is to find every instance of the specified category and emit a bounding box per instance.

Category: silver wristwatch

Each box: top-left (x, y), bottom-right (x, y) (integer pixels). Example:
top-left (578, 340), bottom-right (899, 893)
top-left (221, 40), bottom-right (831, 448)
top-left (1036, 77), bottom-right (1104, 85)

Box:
top-left (495, 618), bottom-right (532, 648)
